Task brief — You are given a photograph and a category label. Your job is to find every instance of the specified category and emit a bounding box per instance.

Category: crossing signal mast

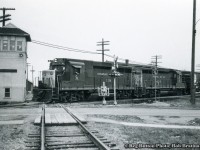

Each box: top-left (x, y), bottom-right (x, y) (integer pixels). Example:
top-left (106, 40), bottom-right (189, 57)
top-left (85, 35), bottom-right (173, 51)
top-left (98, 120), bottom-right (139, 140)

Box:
top-left (109, 56), bottom-right (121, 105)
top-left (0, 7), bottom-right (15, 27)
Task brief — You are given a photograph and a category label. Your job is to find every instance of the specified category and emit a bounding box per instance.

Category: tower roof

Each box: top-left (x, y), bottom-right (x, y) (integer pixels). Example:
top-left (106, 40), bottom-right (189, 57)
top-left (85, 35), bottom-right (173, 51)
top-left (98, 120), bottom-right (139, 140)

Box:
top-left (0, 23), bottom-right (31, 41)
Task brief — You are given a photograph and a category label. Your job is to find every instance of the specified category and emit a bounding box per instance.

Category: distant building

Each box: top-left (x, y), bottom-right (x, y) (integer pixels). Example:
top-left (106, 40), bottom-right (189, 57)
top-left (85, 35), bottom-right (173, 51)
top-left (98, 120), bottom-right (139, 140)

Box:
top-left (26, 80), bottom-right (33, 92)
top-left (0, 23), bottom-right (31, 102)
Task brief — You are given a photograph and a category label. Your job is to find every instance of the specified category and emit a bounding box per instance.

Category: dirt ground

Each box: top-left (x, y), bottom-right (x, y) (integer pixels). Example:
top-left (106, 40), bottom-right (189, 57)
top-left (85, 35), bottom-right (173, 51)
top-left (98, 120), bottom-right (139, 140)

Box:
top-left (85, 114), bottom-right (200, 149)
top-left (0, 106), bottom-right (40, 150)
top-left (69, 98), bottom-right (200, 149)
top-left (0, 98), bottom-right (200, 150)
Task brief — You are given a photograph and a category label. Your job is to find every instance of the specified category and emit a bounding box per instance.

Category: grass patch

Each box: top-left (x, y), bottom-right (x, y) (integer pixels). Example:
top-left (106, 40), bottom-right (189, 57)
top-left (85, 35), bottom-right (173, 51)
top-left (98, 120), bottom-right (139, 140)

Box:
top-left (169, 116), bottom-right (180, 118)
top-left (0, 113), bottom-right (39, 150)
top-left (188, 118), bottom-right (200, 126)
top-left (166, 97), bottom-right (200, 108)
top-left (88, 122), bottom-right (200, 150)
top-left (0, 115), bottom-right (26, 121)
top-left (153, 116), bottom-right (166, 121)
top-left (87, 114), bottom-right (145, 123)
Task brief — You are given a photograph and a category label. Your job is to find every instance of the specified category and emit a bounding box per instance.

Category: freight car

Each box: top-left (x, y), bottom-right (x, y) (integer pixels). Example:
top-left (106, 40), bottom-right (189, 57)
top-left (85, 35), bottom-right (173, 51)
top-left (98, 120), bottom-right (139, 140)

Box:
top-left (39, 58), bottom-right (197, 102)
top-left (181, 70), bottom-right (200, 93)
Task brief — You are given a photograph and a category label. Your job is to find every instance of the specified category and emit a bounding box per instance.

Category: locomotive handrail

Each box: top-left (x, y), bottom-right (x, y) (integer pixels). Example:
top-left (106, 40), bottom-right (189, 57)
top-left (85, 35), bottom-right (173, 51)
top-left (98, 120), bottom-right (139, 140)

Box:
top-left (50, 78), bottom-right (54, 97)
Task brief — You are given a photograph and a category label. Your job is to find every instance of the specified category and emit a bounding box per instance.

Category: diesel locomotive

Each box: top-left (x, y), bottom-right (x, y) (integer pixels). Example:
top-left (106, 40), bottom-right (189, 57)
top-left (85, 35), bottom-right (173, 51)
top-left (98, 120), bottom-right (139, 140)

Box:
top-left (38, 58), bottom-right (200, 102)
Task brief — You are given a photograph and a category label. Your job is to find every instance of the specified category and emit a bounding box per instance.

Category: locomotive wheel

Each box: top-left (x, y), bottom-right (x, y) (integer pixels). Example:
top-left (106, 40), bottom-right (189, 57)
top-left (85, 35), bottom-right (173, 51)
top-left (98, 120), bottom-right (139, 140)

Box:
top-left (68, 91), bottom-right (85, 102)
top-left (177, 89), bottom-right (183, 96)
top-left (157, 90), bottom-right (161, 97)
top-left (149, 91), bottom-right (154, 98)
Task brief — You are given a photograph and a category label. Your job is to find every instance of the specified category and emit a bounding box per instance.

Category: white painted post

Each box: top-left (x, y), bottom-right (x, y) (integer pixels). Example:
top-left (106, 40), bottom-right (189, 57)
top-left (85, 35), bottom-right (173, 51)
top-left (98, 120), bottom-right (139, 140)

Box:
top-left (102, 82), bottom-right (106, 105)
top-left (113, 56), bottom-right (118, 105)
top-left (114, 76), bottom-right (117, 105)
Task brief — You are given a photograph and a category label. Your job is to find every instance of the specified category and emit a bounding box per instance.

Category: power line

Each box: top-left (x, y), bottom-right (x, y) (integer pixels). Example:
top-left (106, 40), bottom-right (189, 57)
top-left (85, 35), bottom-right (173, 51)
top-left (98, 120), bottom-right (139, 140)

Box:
top-left (31, 40), bottom-right (148, 66)
top-left (32, 40), bottom-right (101, 55)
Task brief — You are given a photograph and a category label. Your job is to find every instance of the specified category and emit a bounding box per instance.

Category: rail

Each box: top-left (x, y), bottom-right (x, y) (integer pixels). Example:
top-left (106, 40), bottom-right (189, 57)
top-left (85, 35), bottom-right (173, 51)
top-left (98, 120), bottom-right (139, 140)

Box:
top-left (61, 104), bottom-right (111, 150)
top-left (41, 103), bottom-right (46, 150)
top-left (50, 78), bottom-right (54, 98)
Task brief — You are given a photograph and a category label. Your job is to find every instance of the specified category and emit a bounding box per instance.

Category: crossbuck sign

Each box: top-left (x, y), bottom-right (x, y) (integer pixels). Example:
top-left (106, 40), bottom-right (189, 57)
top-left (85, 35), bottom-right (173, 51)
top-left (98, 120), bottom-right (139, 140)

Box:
top-left (98, 82), bottom-right (109, 96)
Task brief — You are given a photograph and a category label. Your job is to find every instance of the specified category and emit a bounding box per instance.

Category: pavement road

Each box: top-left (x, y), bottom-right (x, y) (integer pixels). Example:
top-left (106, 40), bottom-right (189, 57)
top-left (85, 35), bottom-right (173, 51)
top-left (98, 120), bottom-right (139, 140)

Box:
top-left (72, 107), bottom-right (200, 117)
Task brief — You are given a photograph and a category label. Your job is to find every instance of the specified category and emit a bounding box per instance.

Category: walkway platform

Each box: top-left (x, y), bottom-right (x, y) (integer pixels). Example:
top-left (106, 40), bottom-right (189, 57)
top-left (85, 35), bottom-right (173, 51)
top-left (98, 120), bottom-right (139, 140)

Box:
top-left (34, 107), bottom-right (86, 125)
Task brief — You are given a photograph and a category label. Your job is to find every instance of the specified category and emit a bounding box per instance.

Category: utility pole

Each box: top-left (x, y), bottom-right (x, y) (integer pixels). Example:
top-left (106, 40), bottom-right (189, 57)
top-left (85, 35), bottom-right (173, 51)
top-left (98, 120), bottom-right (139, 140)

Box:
top-left (196, 65), bottom-right (200, 91)
top-left (113, 56), bottom-right (118, 105)
top-left (97, 38), bottom-right (110, 62)
top-left (39, 71), bottom-right (42, 81)
top-left (0, 7), bottom-right (15, 27)
top-left (35, 77), bottom-right (37, 87)
top-left (151, 55), bottom-right (162, 101)
top-left (26, 63), bottom-right (31, 81)
top-left (30, 66), bottom-right (35, 86)
top-left (191, 0), bottom-right (196, 105)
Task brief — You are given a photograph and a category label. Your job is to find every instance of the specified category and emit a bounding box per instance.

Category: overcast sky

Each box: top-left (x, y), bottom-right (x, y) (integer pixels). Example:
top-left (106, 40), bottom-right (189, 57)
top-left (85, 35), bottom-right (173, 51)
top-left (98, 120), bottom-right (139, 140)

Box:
top-left (1, 0), bottom-right (200, 81)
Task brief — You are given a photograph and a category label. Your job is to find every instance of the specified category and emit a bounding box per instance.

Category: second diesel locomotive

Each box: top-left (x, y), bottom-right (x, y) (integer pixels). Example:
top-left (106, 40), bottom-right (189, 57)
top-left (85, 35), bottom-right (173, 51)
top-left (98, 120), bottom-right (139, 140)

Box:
top-left (39, 58), bottom-right (199, 102)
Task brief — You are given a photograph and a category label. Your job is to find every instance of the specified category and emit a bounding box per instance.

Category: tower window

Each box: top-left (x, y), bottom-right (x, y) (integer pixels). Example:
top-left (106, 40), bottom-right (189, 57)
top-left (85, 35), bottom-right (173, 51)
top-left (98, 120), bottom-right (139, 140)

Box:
top-left (4, 88), bottom-right (10, 98)
top-left (10, 40), bottom-right (15, 51)
top-left (17, 41), bottom-right (22, 51)
top-left (3, 40), bottom-right (8, 50)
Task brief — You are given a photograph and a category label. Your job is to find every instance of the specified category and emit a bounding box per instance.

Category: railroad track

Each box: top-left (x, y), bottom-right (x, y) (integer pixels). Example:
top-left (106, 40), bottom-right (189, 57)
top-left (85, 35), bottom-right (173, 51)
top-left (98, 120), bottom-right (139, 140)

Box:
top-left (26, 104), bottom-right (118, 150)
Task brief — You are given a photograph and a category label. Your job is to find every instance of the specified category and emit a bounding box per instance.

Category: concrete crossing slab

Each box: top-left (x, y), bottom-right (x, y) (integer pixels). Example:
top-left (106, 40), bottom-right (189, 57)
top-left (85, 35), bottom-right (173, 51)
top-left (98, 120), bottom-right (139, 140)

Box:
top-left (73, 113), bottom-right (87, 124)
top-left (45, 114), bottom-right (51, 125)
top-left (67, 108), bottom-right (87, 124)
top-left (63, 113), bottom-right (77, 124)
top-left (50, 114), bottom-right (58, 124)
top-left (54, 113), bottom-right (65, 124)
top-left (34, 115), bottom-right (41, 125)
